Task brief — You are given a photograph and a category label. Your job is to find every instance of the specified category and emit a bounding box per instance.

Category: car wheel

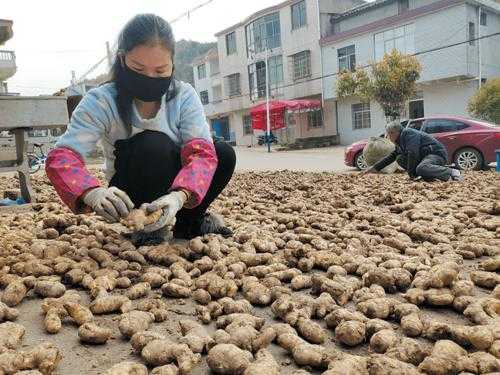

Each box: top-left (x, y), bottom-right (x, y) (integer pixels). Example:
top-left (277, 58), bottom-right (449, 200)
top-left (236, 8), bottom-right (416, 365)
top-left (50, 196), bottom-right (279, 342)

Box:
top-left (355, 152), bottom-right (368, 170)
top-left (454, 148), bottom-right (484, 171)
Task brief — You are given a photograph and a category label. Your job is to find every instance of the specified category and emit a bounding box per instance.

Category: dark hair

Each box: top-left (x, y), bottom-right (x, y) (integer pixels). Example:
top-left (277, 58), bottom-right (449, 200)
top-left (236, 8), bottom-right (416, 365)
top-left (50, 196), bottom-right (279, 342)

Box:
top-left (110, 14), bottom-right (177, 134)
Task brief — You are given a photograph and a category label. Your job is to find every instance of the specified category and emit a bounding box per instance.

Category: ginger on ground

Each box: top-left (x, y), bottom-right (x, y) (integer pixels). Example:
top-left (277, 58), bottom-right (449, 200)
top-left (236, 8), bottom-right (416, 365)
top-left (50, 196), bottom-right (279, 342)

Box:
top-left (243, 349), bottom-right (279, 375)
top-left (119, 310), bottom-right (155, 338)
top-left (207, 343), bottom-right (253, 375)
top-left (179, 319), bottom-right (214, 353)
top-left (141, 339), bottom-right (201, 374)
top-left (121, 208), bottom-right (163, 232)
top-left (103, 362), bottom-right (148, 375)
top-left (78, 322), bottom-right (112, 344)
top-left (0, 302), bottom-right (18, 322)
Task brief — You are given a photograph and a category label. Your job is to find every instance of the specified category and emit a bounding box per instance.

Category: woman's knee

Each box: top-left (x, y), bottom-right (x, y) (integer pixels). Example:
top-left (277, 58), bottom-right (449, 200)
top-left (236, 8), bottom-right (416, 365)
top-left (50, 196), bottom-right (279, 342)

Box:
top-left (214, 141), bottom-right (236, 172)
top-left (129, 130), bottom-right (178, 159)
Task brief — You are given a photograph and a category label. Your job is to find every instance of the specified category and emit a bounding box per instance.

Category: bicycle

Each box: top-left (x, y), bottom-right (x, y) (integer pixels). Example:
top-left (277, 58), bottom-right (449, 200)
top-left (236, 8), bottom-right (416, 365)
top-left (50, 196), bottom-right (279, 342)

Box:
top-left (27, 143), bottom-right (47, 174)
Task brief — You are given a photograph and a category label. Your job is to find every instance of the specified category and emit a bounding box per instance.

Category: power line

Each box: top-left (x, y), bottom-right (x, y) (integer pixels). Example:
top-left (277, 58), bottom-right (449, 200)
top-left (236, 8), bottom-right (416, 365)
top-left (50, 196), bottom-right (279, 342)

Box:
top-left (16, 30), bottom-right (500, 97)
top-left (74, 0), bottom-right (217, 84)
top-left (169, 0), bottom-right (216, 23)
top-left (207, 31), bottom-right (500, 104)
top-left (9, 84), bottom-right (61, 90)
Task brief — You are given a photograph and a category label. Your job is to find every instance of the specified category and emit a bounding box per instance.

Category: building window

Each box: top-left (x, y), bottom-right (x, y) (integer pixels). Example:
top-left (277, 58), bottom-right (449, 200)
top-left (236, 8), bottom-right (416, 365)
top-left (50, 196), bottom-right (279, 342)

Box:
top-left (480, 11), bottom-right (487, 26)
top-left (28, 129), bottom-right (49, 137)
top-left (468, 22), bottom-right (475, 45)
top-left (248, 55), bottom-right (283, 100)
top-left (226, 73), bottom-right (241, 97)
top-left (248, 61), bottom-right (267, 99)
top-left (246, 12), bottom-right (281, 54)
top-left (292, 50), bottom-right (311, 80)
top-left (226, 32), bottom-right (237, 55)
top-left (409, 92), bottom-right (424, 119)
top-left (352, 103), bottom-right (371, 130)
top-left (291, 1), bottom-right (307, 30)
top-left (374, 24), bottom-right (415, 61)
top-left (197, 64), bottom-right (206, 79)
top-left (398, 0), bottom-right (409, 14)
top-left (209, 58), bottom-right (220, 76)
top-left (338, 45), bottom-right (356, 72)
top-left (243, 115), bottom-right (253, 135)
top-left (199, 90), bottom-right (209, 105)
top-left (50, 127), bottom-right (65, 137)
top-left (308, 110), bottom-right (323, 129)
top-left (330, 16), bottom-right (340, 35)
top-left (268, 55), bottom-right (284, 86)
top-left (212, 85), bottom-right (222, 102)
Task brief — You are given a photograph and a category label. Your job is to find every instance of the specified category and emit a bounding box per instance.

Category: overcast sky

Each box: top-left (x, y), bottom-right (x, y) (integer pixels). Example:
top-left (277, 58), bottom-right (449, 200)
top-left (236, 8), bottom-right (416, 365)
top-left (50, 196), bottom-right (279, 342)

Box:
top-left (2, 0), bottom-right (284, 95)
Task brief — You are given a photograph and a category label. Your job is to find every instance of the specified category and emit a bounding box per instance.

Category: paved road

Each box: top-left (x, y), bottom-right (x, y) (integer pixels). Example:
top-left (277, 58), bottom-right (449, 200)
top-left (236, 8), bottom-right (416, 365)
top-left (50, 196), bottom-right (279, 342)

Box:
top-left (234, 145), bottom-right (352, 172)
top-left (1, 145), bottom-right (353, 178)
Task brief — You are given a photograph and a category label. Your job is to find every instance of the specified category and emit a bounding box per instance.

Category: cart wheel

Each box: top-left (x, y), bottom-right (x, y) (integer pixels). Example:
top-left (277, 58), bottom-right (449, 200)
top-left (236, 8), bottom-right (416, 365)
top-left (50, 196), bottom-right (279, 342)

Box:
top-left (29, 157), bottom-right (41, 174)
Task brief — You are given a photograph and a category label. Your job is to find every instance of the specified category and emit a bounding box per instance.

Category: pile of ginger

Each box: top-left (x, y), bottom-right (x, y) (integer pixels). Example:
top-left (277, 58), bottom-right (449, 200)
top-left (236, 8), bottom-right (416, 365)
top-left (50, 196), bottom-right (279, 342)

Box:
top-left (0, 170), bottom-right (498, 375)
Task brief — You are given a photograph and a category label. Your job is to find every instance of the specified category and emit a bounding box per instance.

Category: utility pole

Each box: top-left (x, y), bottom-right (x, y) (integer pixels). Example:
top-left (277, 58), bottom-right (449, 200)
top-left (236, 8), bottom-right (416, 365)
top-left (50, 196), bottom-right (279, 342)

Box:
top-left (478, 7), bottom-right (482, 89)
top-left (264, 43), bottom-right (271, 153)
top-left (106, 41), bottom-right (113, 69)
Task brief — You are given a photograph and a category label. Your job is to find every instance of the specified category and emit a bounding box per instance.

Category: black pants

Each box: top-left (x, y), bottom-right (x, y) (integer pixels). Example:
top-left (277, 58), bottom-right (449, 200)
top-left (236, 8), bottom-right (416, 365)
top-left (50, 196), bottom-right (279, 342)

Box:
top-left (415, 154), bottom-right (452, 182)
top-left (397, 154), bottom-right (452, 181)
top-left (109, 130), bottom-right (236, 223)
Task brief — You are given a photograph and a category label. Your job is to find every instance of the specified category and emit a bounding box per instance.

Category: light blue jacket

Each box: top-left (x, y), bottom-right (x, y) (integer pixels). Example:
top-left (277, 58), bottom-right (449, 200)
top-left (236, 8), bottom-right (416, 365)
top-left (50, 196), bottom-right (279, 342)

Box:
top-left (56, 80), bottom-right (212, 181)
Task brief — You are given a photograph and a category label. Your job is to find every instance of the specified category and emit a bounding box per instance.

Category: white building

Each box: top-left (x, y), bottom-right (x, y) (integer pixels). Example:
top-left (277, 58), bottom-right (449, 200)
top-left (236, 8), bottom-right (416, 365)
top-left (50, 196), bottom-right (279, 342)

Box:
top-left (192, 0), bottom-right (363, 146)
top-left (0, 19), bottom-right (16, 95)
top-left (0, 19), bottom-right (65, 151)
top-left (321, 0), bottom-right (500, 145)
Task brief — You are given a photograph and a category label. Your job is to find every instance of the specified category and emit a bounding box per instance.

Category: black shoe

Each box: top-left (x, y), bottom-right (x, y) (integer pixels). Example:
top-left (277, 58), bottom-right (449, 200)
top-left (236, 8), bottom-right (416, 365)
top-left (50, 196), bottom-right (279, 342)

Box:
top-left (200, 213), bottom-right (233, 238)
top-left (123, 228), bottom-right (167, 246)
top-left (173, 213), bottom-right (233, 240)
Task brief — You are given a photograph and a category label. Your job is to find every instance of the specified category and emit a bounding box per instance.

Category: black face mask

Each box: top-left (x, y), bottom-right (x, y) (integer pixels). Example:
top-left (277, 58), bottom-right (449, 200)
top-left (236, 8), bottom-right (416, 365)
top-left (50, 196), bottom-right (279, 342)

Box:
top-left (119, 63), bottom-right (172, 102)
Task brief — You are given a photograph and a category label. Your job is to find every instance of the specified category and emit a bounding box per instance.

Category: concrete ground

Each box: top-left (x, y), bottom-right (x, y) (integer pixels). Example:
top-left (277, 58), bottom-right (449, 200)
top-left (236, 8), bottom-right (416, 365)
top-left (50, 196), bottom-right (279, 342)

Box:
top-left (0, 145), bottom-right (352, 181)
top-left (234, 145), bottom-right (351, 172)
top-left (84, 145), bottom-right (353, 174)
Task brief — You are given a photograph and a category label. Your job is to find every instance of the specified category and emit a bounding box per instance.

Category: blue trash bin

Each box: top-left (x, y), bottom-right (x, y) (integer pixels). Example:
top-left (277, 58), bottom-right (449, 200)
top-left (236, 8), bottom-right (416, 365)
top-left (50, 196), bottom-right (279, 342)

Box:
top-left (496, 149), bottom-right (500, 172)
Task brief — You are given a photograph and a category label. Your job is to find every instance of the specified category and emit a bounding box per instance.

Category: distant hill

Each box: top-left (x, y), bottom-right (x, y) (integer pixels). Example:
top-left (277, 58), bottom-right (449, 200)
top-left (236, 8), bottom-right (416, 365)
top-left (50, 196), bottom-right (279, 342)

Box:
top-left (174, 39), bottom-right (217, 86)
top-left (84, 39), bottom-right (216, 88)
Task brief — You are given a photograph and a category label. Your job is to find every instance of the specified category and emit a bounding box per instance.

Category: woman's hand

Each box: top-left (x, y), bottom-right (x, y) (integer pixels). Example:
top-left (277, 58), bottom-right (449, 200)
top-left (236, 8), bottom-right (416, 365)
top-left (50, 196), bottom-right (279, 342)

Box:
top-left (142, 190), bottom-right (188, 233)
top-left (360, 166), bottom-right (377, 176)
top-left (82, 187), bottom-right (134, 222)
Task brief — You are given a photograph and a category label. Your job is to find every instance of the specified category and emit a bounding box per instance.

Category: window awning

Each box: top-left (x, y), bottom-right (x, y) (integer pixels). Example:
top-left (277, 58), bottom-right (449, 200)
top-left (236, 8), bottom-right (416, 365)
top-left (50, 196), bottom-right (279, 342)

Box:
top-left (250, 99), bottom-right (321, 130)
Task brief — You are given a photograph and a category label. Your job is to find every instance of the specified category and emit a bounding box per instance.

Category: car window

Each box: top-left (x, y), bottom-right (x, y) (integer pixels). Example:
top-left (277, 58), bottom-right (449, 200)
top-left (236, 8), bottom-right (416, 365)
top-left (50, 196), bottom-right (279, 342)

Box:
top-left (423, 119), bottom-right (468, 134)
top-left (470, 119), bottom-right (500, 128)
top-left (408, 120), bottom-right (423, 130)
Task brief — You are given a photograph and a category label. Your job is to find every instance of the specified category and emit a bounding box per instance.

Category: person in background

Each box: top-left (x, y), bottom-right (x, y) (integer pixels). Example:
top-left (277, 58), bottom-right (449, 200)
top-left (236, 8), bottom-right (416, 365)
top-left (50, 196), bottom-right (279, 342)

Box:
top-left (46, 14), bottom-right (235, 244)
top-left (362, 121), bottom-right (463, 181)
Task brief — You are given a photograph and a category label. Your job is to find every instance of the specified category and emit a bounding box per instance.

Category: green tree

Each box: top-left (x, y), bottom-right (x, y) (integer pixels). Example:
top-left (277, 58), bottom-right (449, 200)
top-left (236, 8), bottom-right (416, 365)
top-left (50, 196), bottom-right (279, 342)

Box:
top-left (468, 77), bottom-right (500, 124)
top-left (337, 50), bottom-right (421, 120)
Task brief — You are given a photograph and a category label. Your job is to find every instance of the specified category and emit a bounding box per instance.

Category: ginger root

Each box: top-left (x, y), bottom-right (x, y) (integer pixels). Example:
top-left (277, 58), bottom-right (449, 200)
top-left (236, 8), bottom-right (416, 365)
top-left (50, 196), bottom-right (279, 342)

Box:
top-left (243, 349), bottom-right (279, 375)
top-left (141, 339), bottom-right (201, 374)
top-left (103, 362), bottom-right (148, 375)
top-left (207, 343), bottom-right (253, 375)
top-left (63, 302), bottom-right (93, 326)
top-left (179, 319), bottom-right (214, 354)
top-left (0, 302), bottom-right (19, 322)
top-left (78, 322), bottom-right (112, 344)
top-left (122, 208), bottom-right (163, 232)
top-left (119, 310), bottom-right (155, 338)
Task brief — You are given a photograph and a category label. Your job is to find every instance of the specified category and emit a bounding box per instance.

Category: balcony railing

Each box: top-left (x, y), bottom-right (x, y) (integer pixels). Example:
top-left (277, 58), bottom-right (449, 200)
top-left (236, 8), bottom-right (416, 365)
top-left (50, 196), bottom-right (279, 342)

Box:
top-left (0, 50), bottom-right (15, 62)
